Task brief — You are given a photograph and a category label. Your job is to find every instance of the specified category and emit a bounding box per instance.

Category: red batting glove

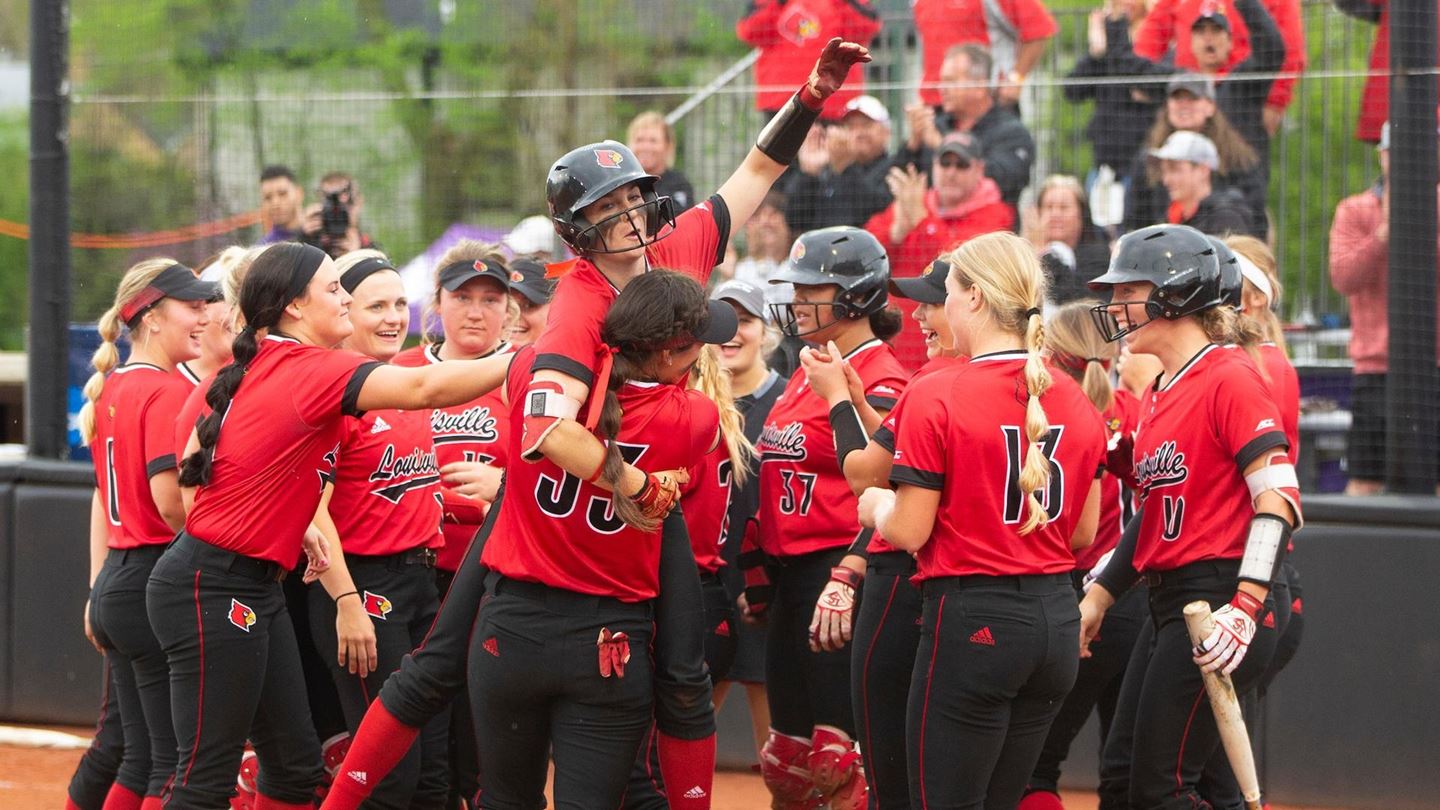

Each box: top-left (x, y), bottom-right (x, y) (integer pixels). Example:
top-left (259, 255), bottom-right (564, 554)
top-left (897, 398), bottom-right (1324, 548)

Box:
top-left (597, 628), bottom-right (631, 679)
top-left (1193, 591), bottom-right (1264, 675)
top-left (801, 38), bottom-right (872, 109)
top-left (809, 566), bottom-right (861, 652)
top-left (633, 469), bottom-right (686, 521)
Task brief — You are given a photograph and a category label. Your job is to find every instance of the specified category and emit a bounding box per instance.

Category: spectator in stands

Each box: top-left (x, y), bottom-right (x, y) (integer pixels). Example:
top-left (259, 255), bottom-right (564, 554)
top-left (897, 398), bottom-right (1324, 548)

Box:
top-left (726, 190), bottom-right (795, 307)
top-left (258, 165), bottom-right (305, 244)
top-left (1151, 130), bottom-right (1256, 235)
top-left (301, 171), bottom-right (379, 258)
top-left (912, 0), bottom-right (1058, 108)
top-left (1065, 0), bottom-right (1164, 190)
top-left (1328, 122), bottom-right (1440, 494)
top-left (736, 0), bottom-right (882, 120)
top-left (900, 44), bottom-right (1036, 213)
top-left (1028, 175), bottom-right (1112, 305)
top-left (1111, 0), bottom-right (1284, 161)
top-left (504, 215), bottom-right (561, 261)
top-left (784, 95), bottom-right (894, 234)
top-left (865, 130), bottom-right (1014, 277)
top-left (1124, 75), bottom-right (1264, 233)
top-left (1134, 0), bottom-right (1304, 139)
top-left (627, 111), bottom-right (697, 213)
top-left (1334, 0), bottom-right (1440, 143)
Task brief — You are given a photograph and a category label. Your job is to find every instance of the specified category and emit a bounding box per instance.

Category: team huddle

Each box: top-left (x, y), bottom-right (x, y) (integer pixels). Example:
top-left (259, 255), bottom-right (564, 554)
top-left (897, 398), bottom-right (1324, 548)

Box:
top-left (67, 37), bottom-right (1305, 810)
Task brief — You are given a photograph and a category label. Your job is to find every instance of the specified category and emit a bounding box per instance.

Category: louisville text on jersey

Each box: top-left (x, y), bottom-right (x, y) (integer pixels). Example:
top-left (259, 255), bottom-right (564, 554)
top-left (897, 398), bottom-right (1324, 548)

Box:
top-left (1133, 439), bottom-right (1189, 499)
top-left (430, 406), bottom-right (499, 445)
top-left (757, 421), bottom-right (808, 462)
top-left (367, 444), bottom-right (442, 504)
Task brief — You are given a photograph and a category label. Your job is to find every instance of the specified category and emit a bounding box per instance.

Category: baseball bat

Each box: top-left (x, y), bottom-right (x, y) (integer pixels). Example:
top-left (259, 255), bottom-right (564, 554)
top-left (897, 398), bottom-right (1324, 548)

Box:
top-left (1183, 600), bottom-right (1263, 810)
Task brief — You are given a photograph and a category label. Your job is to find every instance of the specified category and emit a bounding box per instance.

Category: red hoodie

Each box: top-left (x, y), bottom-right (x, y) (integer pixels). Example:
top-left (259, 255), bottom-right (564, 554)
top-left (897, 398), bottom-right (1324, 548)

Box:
top-left (865, 178), bottom-right (1015, 278)
top-left (736, 0), bottom-right (882, 118)
top-left (1133, 0), bottom-right (1305, 111)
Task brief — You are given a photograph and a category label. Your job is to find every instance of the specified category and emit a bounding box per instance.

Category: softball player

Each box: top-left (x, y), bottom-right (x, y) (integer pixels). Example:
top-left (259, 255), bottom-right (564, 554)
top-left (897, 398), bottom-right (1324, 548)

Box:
top-left (859, 232), bottom-right (1107, 809)
top-left (751, 226), bottom-right (908, 809)
top-left (75, 260), bottom-right (215, 810)
top-left (1080, 224), bottom-right (1301, 810)
top-left (175, 247), bottom-right (250, 387)
top-left (504, 258), bottom-right (555, 348)
top-left (66, 660), bottom-right (127, 810)
top-left (1020, 300), bottom-right (1145, 810)
top-left (799, 254), bottom-right (960, 810)
top-left (471, 271), bottom-right (733, 808)
top-left (149, 243), bottom-right (513, 809)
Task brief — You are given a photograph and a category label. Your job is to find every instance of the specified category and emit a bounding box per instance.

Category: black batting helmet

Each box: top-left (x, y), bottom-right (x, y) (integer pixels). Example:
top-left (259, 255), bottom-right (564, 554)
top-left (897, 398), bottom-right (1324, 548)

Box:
top-left (1086, 224), bottom-right (1222, 341)
top-left (1207, 235), bottom-right (1243, 310)
top-left (545, 140), bottom-right (677, 254)
top-left (769, 226), bottom-right (890, 338)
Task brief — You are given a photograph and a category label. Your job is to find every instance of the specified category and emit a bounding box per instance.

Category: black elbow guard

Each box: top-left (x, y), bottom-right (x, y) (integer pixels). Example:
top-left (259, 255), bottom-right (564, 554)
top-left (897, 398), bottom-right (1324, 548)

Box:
top-left (755, 92), bottom-right (821, 165)
top-left (829, 401), bottom-right (868, 469)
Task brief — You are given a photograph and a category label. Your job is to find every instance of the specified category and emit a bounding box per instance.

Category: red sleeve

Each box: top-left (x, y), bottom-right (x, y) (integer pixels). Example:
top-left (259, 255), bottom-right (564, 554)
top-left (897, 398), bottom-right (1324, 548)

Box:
top-left (531, 280), bottom-right (608, 387)
top-left (736, 0), bottom-right (784, 47)
top-left (290, 349), bottom-right (382, 427)
top-left (1132, 0), bottom-right (1177, 60)
top-left (863, 371), bottom-right (906, 412)
top-left (647, 195), bottom-right (732, 284)
top-left (1210, 359), bottom-right (1289, 472)
top-left (1007, 0), bottom-right (1059, 41)
top-left (888, 379), bottom-right (949, 490)
top-left (174, 376), bottom-right (212, 463)
top-left (143, 380), bottom-right (190, 476)
top-left (1262, 0), bottom-right (1305, 109)
top-left (838, 0), bottom-right (883, 43)
top-left (684, 391), bottom-right (723, 462)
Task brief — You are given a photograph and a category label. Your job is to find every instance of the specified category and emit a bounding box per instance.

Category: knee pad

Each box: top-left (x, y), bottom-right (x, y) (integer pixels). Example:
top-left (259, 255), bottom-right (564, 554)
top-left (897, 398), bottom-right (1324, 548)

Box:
top-left (761, 730), bottom-right (821, 808)
top-left (808, 725), bottom-right (866, 809)
top-left (231, 747), bottom-right (258, 810)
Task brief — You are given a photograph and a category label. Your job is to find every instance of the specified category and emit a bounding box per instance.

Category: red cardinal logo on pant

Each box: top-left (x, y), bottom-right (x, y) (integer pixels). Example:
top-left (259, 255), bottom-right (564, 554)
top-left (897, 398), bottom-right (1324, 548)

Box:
top-left (362, 591), bottom-right (393, 620)
top-left (229, 599), bottom-right (257, 632)
top-left (597, 627), bottom-right (631, 678)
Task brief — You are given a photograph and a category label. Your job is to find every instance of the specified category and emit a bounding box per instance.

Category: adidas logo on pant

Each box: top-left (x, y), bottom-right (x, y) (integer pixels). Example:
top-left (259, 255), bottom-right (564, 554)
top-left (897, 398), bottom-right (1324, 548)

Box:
top-left (969, 626), bottom-right (995, 646)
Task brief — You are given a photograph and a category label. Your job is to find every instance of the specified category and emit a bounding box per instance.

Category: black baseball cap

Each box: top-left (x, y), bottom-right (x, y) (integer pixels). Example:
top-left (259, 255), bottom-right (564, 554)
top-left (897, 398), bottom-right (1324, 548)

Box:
top-left (438, 258), bottom-right (510, 292)
top-left (937, 131), bottom-right (984, 164)
top-left (695, 299), bottom-right (740, 345)
top-left (120, 263), bottom-right (220, 326)
top-left (1167, 72), bottom-right (1217, 101)
top-left (1191, 7), bottom-right (1230, 32)
top-left (507, 258), bottom-right (556, 305)
top-left (710, 279), bottom-right (767, 319)
top-left (888, 257), bottom-right (949, 304)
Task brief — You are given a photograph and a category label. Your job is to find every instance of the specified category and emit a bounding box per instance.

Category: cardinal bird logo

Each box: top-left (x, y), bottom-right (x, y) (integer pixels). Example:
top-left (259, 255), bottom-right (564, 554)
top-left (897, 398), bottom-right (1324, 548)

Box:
top-left (229, 599), bottom-right (257, 632)
top-left (595, 149), bottom-right (624, 168)
top-left (363, 591), bottom-right (393, 620)
top-left (779, 7), bottom-right (821, 45)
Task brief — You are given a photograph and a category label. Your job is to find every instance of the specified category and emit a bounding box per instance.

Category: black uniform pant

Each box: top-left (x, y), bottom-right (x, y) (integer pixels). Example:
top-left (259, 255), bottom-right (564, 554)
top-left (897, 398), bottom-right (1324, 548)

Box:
top-left (469, 577), bottom-right (655, 810)
top-left (1258, 561), bottom-right (1303, 698)
top-left (765, 547), bottom-right (856, 738)
top-left (433, 563), bottom-right (482, 809)
top-left (91, 545), bottom-right (177, 799)
top-left (309, 551), bottom-right (449, 810)
top-left (851, 551), bottom-right (922, 810)
top-left (1027, 579), bottom-right (1148, 796)
top-left (67, 655), bottom-right (129, 808)
top-left (147, 533), bottom-right (324, 808)
top-left (909, 574), bottom-right (1079, 810)
top-left (284, 563), bottom-right (348, 742)
top-left (1096, 561), bottom-right (1287, 810)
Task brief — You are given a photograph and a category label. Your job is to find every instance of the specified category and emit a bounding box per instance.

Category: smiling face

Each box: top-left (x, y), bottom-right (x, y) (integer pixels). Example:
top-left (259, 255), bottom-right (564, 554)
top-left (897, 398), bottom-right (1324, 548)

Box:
top-left (912, 300), bottom-right (956, 359)
top-left (719, 303), bottom-right (765, 374)
top-left (144, 298), bottom-right (210, 364)
top-left (1104, 281), bottom-right (1160, 350)
top-left (1160, 159), bottom-right (1210, 206)
top-left (507, 290), bottom-right (549, 348)
top-left (290, 257), bottom-right (354, 347)
top-left (437, 276), bottom-right (507, 357)
top-left (580, 182), bottom-right (649, 256)
top-left (342, 270), bottom-right (408, 361)
top-left (1167, 91), bottom-right (1216, 132)
top-left (198, 299), bottom-right (234, 367)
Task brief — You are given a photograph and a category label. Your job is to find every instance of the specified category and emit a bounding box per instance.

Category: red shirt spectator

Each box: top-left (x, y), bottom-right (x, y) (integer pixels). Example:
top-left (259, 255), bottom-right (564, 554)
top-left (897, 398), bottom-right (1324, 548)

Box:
top-left (1133, 0), bottom-right (1305, 117)
top-left (737, 0), bottom-right (882, 118)
top-left (1333, 0), bottom-right (1440, 142)
top-left (912, 0), bottom-right (1058, 107)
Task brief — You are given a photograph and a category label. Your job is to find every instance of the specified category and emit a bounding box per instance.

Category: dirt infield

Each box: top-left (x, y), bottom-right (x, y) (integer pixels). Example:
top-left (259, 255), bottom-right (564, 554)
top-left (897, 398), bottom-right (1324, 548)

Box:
top-left (1, 727), bottom-right (1339, 809)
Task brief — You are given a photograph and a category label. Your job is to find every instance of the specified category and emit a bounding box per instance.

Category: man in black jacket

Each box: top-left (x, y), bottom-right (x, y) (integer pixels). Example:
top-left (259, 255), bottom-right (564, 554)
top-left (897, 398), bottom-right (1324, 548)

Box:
top-left (784, 94), bottom-right (895, 234)
top-left (1152, 130), bottom-right (1257, 236)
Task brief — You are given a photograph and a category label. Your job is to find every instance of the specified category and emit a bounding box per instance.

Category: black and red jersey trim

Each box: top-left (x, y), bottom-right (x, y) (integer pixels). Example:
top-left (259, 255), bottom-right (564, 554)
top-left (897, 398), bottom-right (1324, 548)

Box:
top-left (146, 454), bottom-right (178, 478)
top-left (872, 425), bottom-right (895, 453)
top-left (891, 464), bottom-right (944, 491)
top-left (530, 353), bottom-right (596, 388)
top-left (1235, 431), bottom-right (1289, 471)
top-left (340, 362), bottom-right (384, 418)
top-left (704, 194), bottom-right (733, 268)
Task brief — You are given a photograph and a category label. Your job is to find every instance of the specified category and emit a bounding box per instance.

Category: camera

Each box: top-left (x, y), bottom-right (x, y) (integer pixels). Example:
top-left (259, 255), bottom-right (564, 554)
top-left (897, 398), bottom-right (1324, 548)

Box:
top-left (321, 184), bottom-right (352, 241)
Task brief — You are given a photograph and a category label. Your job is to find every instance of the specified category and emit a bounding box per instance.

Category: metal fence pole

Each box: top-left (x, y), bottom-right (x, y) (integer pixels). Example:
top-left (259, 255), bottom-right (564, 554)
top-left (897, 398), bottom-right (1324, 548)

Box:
top-left (27, 0), bottom-right (72, 459)
top-left (1385, 0), bottom-right (1439, 492)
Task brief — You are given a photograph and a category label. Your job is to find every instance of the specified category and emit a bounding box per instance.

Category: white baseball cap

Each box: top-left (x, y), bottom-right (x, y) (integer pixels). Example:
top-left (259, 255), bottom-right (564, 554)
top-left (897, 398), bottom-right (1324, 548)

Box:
top-left (842, 95), bottom-right (891, 126)
top-left (1149, 130), bottom-right (1220, 170)
top-left (504, 215), bottom-right (558, 256)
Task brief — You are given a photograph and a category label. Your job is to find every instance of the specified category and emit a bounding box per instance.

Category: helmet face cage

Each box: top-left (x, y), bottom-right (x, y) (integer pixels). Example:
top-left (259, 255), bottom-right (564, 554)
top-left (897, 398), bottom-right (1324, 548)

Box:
top-left (768, 273), bottom-right (887, 338)
top-left (1090, 298), bottom-right (1163, 342)
top-left (567, 194), bottom-right (678, 255)
top-left (768, 301), bottom-right (851, 338)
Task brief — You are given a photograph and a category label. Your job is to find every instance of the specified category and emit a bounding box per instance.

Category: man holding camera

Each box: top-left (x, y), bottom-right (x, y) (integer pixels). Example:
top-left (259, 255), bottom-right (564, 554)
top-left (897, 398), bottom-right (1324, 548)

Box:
top-left (302, 171), bottom-right (379, 257)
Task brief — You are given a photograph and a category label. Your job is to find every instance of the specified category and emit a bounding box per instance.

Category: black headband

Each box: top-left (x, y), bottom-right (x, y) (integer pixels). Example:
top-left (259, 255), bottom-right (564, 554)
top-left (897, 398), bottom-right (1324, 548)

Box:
top-left (340, 256), bottom-right (396, 293)
top-left (284, 244), bottom-right (329, 303)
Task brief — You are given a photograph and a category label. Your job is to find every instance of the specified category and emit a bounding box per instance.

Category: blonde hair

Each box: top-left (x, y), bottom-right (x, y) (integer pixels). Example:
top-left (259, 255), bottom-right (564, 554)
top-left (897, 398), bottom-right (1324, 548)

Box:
top-left (689, 346), bottom-right (756, 487)
top-left (423, 240), bottom-right (510, 344)
top-left (946, 232), bottom-right (1053, 534)
top-left (627, 111), bottom-right (674, 147)
top-left (1225, 234), bottom-right (1288, 355)
top-left (222, 246), bottom-right (269, 333)
top-left (78, 258), bottom-right (181, 443)
top-left (1047, 300), bottom-right (1115, 412)
top-left (334, 248), bottom-right (390, 277)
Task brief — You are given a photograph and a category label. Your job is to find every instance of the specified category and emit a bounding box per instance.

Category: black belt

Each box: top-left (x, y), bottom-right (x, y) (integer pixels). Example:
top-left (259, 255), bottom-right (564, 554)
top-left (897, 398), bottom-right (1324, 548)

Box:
top-left (921, 572), bottom-right (1072, 598)
top-left (485, 573), bottom-right (653, 619)
top-left (173, 532), bottom-right (287, 583)
top-left (867, 550), bottom-right (917, 577)
top-left (348, 547), bottom-right (438, 570)
top-left (1142, 559), bottom-right (1240, 590)
top-left (106, 544), bottom-right (168, 566)
top-left (698, 570), bottom-right (726, 588)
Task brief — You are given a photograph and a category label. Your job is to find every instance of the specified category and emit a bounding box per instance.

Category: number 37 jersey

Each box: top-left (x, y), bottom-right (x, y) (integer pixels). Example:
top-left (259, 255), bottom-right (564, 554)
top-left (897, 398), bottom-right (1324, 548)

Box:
top-left (757, 339), bottom-right (907, 558)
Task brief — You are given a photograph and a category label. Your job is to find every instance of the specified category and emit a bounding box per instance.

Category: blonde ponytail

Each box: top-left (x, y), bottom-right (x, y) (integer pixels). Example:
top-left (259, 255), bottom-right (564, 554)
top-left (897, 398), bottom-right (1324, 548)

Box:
top-left (690, 346), bottom-right (756, 487)
top-left (945, 232), bottom-right (1053, 535)
top-left (77, 258), bottom-right (181, 443)
top-left (1224, 234), bottom-right (1288, 356)
top-left (1046, 300), bottom-right (1115, 413)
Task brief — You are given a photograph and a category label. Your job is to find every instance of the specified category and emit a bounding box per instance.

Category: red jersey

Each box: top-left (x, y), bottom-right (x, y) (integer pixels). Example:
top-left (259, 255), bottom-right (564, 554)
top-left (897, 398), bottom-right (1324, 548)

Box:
top-left (393, 342), bottom-right (511, 570)
top-left (681, 440), bottom-right (735, 575)
top-left (482, 349), bottom-right (721, 601)
top-left (175, 361), bottom-right (203, 387)
top-left (869, 355), bottom-right (962, 554)
top-left (912, 0), bottom-right (1059, 107)
top-left (90, 364), bottom-right (191, 549)
top-left (328, 407), bottom-right (444, 557)
top-left (532, 196), bottom-right (731, 390)
top-left (185, 336), bottom-right (381, 566)
top-left (1076, 387), bottom-right (1140, 570)
top-left (1257, 343), bottom-right (1300, 464)
top-left (758, 339), bottom-right (907, 558)
top-left (174, 373), bottom-right (214, 464)
top-left (1130, 344), bottom-right (1290, 573)
top-left (736, 0), bottom-right (882, 117)
top-left (888, 351), bottom-right (1107, 580)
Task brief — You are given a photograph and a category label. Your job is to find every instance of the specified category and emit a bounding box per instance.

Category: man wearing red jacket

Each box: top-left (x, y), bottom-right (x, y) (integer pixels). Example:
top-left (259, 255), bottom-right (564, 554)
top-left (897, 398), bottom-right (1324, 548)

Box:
top-left (865, 131), bottom-right (1014, 278)
top-left (1133, 0), bottom-right (1304, 136)
top-left (737, 0), bottom-right (882, 119)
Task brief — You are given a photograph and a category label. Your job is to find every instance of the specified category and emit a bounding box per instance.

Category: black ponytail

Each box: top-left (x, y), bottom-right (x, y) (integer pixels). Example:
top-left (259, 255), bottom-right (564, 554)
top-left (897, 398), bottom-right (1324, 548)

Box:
top-left (868, 305), bottom-right (904, 342)
top-left (180, 243), bottom-right (327, 486)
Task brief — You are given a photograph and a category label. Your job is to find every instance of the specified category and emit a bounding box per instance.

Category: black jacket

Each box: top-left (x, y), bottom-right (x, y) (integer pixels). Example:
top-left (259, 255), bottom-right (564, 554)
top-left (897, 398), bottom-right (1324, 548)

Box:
top-left (1043, 234), bottom-right (1113, 303)
top-left (1123, 149), bottom-right (1267, 235)
top-left (1180, 186), bottom-right (1258, 237)
top-left (655, 169), bottom-right (697, 213)
top-left (896, 105), bottom-right (1036, 211)
top-left (783, 154), bottom-right (894, 235)
top-left (1065, 17), bottom-right (1165, 173)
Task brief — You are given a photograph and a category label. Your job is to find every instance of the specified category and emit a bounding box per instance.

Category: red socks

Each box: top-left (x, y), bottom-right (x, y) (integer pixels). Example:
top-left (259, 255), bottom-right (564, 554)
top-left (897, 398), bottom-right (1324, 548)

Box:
top-left (1017, 789), bottom-right (1066, 810)
top-left (139, 798), bottom-right (164, 810)
top-left (657, 731), bottom-right (716, 809)
top-left (65, 796), bottom-right (87, 810)
top-left (100, 783), bottom-right (144, 810)
top-left (318, 701), bottom-right (419, 810)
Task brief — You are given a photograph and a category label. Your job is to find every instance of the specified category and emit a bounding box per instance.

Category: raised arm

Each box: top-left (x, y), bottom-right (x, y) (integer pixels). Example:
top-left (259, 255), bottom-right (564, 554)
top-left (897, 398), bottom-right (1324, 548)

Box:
top-left (355, 353), bottom-right (511, 412)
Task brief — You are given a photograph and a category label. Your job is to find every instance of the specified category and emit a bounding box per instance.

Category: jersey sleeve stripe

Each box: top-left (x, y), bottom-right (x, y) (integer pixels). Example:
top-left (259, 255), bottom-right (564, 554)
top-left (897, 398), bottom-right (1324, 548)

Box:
top-left (341, 361), bottom-right (385, 418)
top-left (865, 394), bottom-right (898, 411)
top-left (146, 454), bottom-right (178, 478)
top-left (1234, 430), bottom-right (1289, 471)
top-left (707, 194), bottom-right (732, 269)
top-left (531, 353), bottom-right (596, 388)
top-left (872, 425), bottom-right (896, 453)
top-left (890, 464), bottom-right (944, 491)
